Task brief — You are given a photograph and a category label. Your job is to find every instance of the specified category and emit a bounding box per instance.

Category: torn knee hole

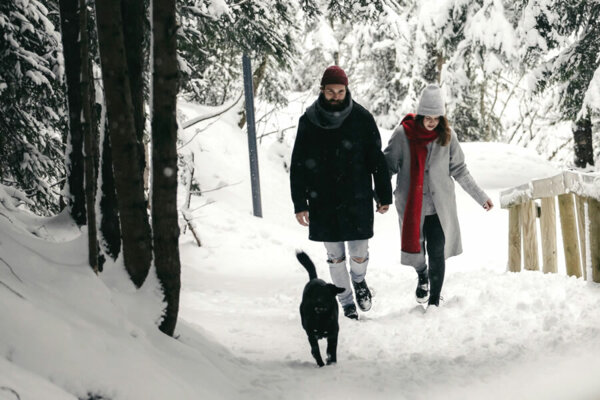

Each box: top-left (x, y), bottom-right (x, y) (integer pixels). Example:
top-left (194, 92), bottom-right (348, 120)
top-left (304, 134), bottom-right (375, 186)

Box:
top-left (328, 256), bottom-right (345, 264)
top-left (351, 257), bottom-right (367, 263)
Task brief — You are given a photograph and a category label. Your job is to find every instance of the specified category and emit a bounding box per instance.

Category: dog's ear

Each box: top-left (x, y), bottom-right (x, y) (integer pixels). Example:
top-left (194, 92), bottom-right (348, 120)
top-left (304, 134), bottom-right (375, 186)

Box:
top-left (327, 284), bottom-right (345, 295)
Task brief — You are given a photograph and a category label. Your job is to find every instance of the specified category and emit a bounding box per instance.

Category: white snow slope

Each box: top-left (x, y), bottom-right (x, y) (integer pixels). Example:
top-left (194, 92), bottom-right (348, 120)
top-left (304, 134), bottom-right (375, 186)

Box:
top-left (1, 100), bottom-right (600, 400)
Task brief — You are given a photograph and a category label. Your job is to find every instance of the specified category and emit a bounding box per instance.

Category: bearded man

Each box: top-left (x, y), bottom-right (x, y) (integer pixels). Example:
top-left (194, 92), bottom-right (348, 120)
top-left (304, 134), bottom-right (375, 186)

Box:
top-left (290, 66), bottom-right (392, 319)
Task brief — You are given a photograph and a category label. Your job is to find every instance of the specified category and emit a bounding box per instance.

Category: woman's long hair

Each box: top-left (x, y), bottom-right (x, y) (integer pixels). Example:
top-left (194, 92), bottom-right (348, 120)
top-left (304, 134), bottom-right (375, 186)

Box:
top-left (415, 115), bottom-right (451, 146)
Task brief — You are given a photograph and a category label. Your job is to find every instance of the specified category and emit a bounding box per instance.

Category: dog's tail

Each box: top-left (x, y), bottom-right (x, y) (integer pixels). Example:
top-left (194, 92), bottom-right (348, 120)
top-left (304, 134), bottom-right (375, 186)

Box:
top-left (296, 250), bottom-right (318, 280)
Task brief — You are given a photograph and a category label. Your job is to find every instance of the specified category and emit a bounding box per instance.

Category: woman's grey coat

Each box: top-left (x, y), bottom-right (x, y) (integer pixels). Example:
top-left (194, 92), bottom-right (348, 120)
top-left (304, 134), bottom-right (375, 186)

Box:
top-left (383, 125), bottom-right (489, 267)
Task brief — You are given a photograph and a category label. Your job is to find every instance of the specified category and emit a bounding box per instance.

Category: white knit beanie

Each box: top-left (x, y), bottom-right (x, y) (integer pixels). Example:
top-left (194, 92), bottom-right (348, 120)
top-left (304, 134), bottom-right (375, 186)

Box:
top-left (416, 83), bottom-right (445, 116)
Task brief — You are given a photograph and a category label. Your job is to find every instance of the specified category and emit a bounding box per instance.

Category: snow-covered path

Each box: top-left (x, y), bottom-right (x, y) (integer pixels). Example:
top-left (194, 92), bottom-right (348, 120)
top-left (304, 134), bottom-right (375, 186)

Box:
top-left (2, 103), bottom-right (600, 400)
top-left (177, 107), bottom-right (600, 399)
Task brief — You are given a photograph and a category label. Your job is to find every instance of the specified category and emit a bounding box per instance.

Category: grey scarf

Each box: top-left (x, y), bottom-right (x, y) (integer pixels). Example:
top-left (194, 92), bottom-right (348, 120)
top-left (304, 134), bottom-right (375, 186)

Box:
top-left (306, 90), bottom-right (353, 129)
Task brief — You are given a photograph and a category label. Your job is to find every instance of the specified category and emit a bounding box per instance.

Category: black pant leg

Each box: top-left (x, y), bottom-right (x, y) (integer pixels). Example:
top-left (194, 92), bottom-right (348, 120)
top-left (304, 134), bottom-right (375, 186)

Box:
top-left (424, 214), bottom-right (445, 305)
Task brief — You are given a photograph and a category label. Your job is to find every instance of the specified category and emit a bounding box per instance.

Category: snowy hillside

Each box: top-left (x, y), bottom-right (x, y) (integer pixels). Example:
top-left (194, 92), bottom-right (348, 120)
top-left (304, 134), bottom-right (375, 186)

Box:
top-left (2, 101), bottom-right (600, 400)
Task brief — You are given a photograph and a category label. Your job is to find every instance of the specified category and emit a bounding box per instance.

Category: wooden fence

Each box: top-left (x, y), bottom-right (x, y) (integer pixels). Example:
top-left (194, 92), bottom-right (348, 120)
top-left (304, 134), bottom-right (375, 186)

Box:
top-left (500, 171), bottom-right (600, 282)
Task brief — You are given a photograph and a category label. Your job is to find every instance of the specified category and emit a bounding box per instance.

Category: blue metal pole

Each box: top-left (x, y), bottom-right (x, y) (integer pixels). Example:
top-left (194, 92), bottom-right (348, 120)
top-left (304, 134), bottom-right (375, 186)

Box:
top-left (242, 54), bottom-right (263, 217)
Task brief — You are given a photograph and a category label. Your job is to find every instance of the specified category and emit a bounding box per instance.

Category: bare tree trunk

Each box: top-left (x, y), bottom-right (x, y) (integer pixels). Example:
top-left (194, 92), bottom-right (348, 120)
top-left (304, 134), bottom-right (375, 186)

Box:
top-left (99, 125), bottom-right (122, 260)
top-left (122, 0), bottom-right (147, 184)
top-left (58, 0), bottom-right (86, 226)
top-left (80, 0), bottom-right (98, 273)
top-left (435, 51), bottom-right (444, 83)
top-left (152, 0), bottom-right (181, 336)
top-left (95, 0), bottom-right (152, 288)
top-left (573, 114), bottom-right (595, 168)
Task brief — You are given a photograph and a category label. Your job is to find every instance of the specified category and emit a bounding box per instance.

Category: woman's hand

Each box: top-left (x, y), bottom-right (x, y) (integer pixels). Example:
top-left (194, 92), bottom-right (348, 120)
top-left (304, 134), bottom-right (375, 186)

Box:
top-left (483, 199), bottom-right (494, 211)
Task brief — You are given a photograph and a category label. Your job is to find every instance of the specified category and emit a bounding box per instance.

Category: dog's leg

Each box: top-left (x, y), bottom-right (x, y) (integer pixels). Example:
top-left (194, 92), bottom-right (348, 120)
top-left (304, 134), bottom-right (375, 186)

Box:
top-left (326, 332), bottom-right (338, 365)
top-left (308, 335), bottom-right (324, 367)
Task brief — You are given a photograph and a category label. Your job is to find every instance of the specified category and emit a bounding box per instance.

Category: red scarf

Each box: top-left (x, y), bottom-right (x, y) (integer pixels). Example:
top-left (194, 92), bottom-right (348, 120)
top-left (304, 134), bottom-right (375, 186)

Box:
top-left (401, 114), bottom-right (438, 253)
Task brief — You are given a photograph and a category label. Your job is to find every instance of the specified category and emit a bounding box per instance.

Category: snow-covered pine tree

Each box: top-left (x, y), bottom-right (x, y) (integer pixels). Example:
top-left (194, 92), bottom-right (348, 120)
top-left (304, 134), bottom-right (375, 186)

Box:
top-left (440, 0), bottom-right (519, 142)
top-left (178, 0), bottom-right (311, 120)
top-left (0, 0), bottom-right (66, 215)
top-left (524, 0), bottom-right (599, 168)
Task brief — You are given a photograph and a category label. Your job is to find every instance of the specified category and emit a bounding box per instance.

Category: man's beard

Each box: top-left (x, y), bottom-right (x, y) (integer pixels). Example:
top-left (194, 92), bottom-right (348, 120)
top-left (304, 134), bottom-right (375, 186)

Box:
top-left (322, 97), bottom-right (346, 111)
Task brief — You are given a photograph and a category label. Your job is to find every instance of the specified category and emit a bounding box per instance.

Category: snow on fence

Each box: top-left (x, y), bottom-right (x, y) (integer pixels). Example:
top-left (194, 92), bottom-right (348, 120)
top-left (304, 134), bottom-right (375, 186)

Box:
top-left (500, 171), bottom-right (600, 282)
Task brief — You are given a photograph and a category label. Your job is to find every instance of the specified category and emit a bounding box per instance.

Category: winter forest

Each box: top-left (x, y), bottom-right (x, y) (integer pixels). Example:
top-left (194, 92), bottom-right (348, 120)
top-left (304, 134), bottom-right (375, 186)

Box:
top-left (1, 0), bottom-right (600, 399)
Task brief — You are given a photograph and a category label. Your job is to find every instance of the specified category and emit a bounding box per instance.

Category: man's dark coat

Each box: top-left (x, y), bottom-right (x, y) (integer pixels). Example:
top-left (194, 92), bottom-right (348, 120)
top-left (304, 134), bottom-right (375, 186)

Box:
top-left (290, 101), bottom-right (392, 242)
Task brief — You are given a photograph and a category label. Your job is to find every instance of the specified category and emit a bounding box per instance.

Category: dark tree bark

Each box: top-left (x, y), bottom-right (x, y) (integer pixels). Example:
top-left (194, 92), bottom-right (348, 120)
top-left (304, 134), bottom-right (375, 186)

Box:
top-left (573, 114), bottom-right (595, 168)
top-left (95, 0), bottom-right (152, 287)
top-left (58, 0), bottom-right (86, 226)
top-left (121, 0), bottom-right (147, 186)
top-left (99, 126), bottom-right (122, 260)
top-left (80, 0), bottom-right (99, 273)
top-left (152, 0), bottom-right (181, 336)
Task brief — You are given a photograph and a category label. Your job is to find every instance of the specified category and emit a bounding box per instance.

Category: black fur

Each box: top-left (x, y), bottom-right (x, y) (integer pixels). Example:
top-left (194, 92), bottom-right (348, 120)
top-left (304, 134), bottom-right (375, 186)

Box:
top-left (296, 250), bottom-right (345, 367)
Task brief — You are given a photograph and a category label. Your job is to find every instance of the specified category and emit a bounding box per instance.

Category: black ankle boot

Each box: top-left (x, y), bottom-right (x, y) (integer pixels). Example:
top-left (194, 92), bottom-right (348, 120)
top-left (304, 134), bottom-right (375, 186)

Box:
top-left (415, 270), bottom-right (429, 304)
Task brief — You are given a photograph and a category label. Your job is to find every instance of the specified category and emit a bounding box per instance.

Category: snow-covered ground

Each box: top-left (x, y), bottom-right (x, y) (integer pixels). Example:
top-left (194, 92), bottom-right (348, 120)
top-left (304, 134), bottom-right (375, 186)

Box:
top-left (1, 99), bottom-right (600, 400)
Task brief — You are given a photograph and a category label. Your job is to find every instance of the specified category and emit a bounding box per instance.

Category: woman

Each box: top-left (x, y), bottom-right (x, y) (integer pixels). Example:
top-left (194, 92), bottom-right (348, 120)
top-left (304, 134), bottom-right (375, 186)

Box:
top-left (383, 84), bottom-right (493, 307)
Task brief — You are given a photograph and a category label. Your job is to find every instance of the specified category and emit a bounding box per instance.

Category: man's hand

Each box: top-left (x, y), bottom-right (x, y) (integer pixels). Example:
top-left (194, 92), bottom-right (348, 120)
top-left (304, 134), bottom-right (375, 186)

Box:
top-left (295, 211), bottom-right (309, 226)
top-left (377, 203), bottom-right (390, 214)
top-left (483, 199), bottom-right (494, 211)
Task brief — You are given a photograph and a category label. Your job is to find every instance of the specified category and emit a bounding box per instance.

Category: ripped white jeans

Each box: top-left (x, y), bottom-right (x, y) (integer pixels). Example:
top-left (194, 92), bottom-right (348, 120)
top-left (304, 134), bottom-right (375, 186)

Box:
top-left (324, 240), bottom-right (369, 306)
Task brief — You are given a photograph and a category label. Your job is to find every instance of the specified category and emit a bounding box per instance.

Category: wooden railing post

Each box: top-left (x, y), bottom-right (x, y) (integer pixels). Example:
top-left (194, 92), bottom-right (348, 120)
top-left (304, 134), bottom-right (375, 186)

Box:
top-left (540, 197), bottom-right (557, 273)
top-left (558, 193), bottom-right (582, 278)
top-left (575, 195), bottom-right (588, 280)
top-left (522, 200), bottom-right (539, 271)
top-left (590, 198), bottom-right (600, 283)
top-left (501, 171), bottom-right (598, 280)
top-left (508, 204), bottom-right (522, 272)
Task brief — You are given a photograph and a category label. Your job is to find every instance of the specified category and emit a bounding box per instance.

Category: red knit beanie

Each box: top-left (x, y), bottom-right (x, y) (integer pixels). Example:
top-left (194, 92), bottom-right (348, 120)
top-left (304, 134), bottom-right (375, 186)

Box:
top-left (320, 66), bottom-right (348, 86)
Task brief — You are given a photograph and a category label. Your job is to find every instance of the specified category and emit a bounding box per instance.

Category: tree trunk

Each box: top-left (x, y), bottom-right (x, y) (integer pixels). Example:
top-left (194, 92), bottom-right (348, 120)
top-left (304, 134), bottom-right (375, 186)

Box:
top-left (152, 0), bottom-right (181, 336)
top-left (436, 51), bottom-right (444, 83)
top-left (58, 0), bottom-right (86, 226)
top-left (95, 0), bottom-right (152, 288)
top-left (122, 0), bottom-right (147, 185)
top-left (80, 0), bottom-right (99, 273)
top-left (573, 115), bottom-right (594, 168)
top-left (99, 126), bottom-right (122, 260)
top-left (238, 56), bottom-right (268, 129)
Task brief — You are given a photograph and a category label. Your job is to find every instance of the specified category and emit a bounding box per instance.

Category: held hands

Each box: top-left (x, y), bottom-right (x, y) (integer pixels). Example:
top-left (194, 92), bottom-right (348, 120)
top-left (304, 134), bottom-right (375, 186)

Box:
top-left (296, 204), bottom-right (389, 226)
top-left (483, 199), bottom-right (494, 211)
top-left (377, 203), bottom-right (390, 214)
top-left (295, 211), bottom-right (309, 226)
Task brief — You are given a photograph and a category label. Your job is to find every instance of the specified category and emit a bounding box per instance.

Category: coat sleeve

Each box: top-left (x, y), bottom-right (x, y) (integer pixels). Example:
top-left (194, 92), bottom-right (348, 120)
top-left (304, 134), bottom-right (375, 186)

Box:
top-left (448, 130), bottom-right (489, 206)
top-left (383, 125), bottom-right (403, 178)
top-left (365, 114), bottom-right (393, 206)
top-left (290, 118), bottom-right (309, 213)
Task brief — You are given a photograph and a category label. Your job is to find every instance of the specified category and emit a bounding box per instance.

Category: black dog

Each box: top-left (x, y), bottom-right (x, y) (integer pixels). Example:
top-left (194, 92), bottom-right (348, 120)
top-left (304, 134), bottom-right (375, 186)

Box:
top-left (297, 251), bottom-right (345, 367)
